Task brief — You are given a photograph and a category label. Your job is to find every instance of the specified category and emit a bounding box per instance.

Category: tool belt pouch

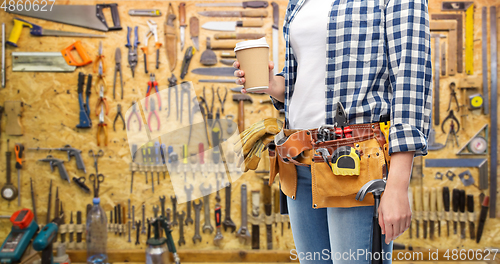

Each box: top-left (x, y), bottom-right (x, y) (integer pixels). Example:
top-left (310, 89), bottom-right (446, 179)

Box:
top-left (310, 126), bottom-right (389, 198)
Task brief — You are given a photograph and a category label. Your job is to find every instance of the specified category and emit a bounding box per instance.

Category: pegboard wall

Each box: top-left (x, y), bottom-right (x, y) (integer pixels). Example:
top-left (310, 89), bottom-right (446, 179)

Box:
top-left (0, 0), bottom-right (499, 256)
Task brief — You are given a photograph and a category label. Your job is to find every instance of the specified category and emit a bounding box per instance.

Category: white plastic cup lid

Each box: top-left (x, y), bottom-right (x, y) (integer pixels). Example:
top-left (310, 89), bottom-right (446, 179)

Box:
top-left (234, 37), bottom-right (269, 52)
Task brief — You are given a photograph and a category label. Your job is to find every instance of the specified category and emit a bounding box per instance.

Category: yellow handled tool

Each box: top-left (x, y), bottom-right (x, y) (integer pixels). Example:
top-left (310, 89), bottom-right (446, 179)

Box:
top-left (7, 17), bottom-right (105, 47)
top-left (379, 120), bottom-right (390, 145)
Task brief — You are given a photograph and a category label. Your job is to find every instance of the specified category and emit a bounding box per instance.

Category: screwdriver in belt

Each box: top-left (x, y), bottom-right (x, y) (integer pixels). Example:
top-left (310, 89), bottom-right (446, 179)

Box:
top-left (15, 143), bottom-right (24, 206)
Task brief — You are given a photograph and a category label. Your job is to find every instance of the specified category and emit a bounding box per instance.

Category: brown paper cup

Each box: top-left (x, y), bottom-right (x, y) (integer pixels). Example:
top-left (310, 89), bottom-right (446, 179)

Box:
top-left (234, 38), bottom-right (269, 92)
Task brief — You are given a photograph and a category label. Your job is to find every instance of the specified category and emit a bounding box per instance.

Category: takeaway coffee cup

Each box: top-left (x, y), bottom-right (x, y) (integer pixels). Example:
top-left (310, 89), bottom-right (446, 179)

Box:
top-left (234, 37), bottom-right (270, 92)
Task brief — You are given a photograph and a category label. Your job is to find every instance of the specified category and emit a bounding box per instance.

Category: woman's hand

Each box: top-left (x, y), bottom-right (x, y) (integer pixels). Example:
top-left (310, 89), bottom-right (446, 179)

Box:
top-left (233, 60), bottom-right (276, 94)
top-left (378, 151), bottom-right (414, 244)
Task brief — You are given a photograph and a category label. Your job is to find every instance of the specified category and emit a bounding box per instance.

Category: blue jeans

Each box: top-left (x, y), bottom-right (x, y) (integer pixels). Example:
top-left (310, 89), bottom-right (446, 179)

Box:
top-left (288, 165), bottom-right (393, 264)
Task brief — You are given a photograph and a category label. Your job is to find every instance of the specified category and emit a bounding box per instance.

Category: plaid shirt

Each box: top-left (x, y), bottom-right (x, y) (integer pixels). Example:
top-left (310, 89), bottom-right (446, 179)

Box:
top-left (273, 0), bottom-right (433, 156)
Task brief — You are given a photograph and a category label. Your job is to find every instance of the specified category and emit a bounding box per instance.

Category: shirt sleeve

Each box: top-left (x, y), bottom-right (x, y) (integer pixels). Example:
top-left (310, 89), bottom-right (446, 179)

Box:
top-left (385, 0), bottom-right (433, 157)
top-left (271, 69), bottom-right (286, 110)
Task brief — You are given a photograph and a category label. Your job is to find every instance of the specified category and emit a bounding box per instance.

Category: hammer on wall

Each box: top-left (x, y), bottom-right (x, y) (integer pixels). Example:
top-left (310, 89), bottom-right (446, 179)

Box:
top-left (233, 94), bottom-right (253, 133)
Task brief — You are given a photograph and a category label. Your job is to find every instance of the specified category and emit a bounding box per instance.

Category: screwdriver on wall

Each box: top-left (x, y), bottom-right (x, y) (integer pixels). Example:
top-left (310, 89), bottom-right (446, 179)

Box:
top-left (15, 143), bottom-right (24, 206)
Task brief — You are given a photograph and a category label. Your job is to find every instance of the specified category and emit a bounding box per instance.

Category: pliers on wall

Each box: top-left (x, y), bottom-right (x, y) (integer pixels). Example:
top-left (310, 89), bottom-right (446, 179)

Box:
top-left (127, 102), bottom-right (142, 131)
top-left (113, 48), bottom-right (124, 99)
top-left (168, 74), bottom-right (179, 120)
top-left (141, 20), bottom-right (162, 73)
top-left (97, 104), bottom-right (108, 146)
top-left (217, 87), bottom-right (228, 115)
top-left (95, 86), bottom-right (109, 117)
top-left (203, 86), bottom-right (214, 127)
top-left (94, 61), bottom-right (107, 94)
top-left (147, 98), bottom-right (160, 131)
top-left (93, 41), bottom-right (106, 74)
top-left (113, 104), bottom-right (125, 131)
top-left (145, 73), bottom-right (161, 111)
top-left (126, 26), bottom-right (140, 77)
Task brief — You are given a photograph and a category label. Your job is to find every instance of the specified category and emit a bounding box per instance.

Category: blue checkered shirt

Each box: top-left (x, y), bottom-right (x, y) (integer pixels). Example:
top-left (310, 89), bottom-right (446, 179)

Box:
top-left (273, 0), bottom-right (433, 156)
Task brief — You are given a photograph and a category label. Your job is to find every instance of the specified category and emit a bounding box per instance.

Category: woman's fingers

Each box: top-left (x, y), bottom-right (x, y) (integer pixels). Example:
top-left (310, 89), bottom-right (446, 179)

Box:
top-left (233, 61), bottom-right (240, 69)
top-left (236, 77), bottom-right (246, 85)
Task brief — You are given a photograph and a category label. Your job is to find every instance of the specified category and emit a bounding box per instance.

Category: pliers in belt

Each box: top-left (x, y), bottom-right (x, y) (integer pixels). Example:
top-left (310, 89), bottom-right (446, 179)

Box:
top-left (127, 102), bottom-right (142, 131)
top-left (97, 104), bottom-right (108, 146)
top-left (145, 73), bottom-right (161, 111)
top-left (113, 104), bottom-right (125, 131)
top-left (217, 87), bottom-right (228, 115)
top-left (93, 41), bottom-right (106, 74)
top-left (447, 82), bottom-right (460, 112)
top-left (95, 86), bottom-right (109, 117)
top-left (147, 98), bottom-right (160, 131)
top-left (441, 110), bottom-right (460, 133)
top-left (125, 26), bottom-right (140, 77)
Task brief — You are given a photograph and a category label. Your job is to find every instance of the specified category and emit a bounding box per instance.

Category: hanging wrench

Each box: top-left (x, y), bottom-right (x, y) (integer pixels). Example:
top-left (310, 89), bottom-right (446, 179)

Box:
top-left (132, 205), bottom-right (135, 230)
top-left (159, 195), bottom-right (166, 216)
top-left (166, 208), bottom-right (171, 223)
top-left (192, 199), bottom-right (203, 243)
top-left (153, 205), bottom-right (159, 218)
top-left (200, 183), bottom-right (214, 233)
top-left (184, 184), bottom-right (194, 225)
top-left (222, 183), bottom-right (236, 232)
top-left (135, 221), bottom-right (141, 245)
top-left (213, 196), bottom-right (224, 246)
top-left (171, 196), bottom-right (178, 226)
top-left (141, 204), bottom-right (146, 234)
top-left (177, 211), bottom-right (186, 246)
top-left (237, 184), bottom-right (251, 244)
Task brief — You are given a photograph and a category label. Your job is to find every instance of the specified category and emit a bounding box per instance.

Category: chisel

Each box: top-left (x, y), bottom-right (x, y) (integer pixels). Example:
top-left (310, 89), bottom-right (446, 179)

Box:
top-left (476, 196), bottom-right (489, 243)
top-left (443, 187), bottom-right (451, 236)
top-left (429, 188), bottom-right (437, 240)
top-left (437, 187), bottom-right (444, 237)
top-left (467, 194), bottom-right (475, 240)
top-left (452, 188), bottom-right (459, 234)
top-left (414, 186), bottom-right (422, 238)
top-left (422, 187), bottom-right (429, 239)
top-left (459, 190), bottom-right (466, 239)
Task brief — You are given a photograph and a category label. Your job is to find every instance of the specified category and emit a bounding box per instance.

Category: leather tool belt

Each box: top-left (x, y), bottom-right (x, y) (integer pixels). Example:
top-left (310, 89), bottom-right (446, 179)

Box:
top-left (268, 121), bottom-right (391, 207)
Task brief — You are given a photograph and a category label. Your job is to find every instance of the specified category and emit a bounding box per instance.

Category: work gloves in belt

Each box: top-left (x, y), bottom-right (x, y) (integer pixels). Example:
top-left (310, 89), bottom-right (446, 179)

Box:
top-left (234, 118), bottom-right (283, 171)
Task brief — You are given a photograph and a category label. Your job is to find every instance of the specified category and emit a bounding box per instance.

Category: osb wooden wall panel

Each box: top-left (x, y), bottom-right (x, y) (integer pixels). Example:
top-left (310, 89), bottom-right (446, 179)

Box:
top-left (0, 0), bottom-right (499, 254)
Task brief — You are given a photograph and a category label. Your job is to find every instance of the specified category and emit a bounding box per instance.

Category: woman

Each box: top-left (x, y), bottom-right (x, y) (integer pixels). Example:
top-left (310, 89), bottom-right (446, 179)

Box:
top-left (234, 0), bottom-right (432, 262)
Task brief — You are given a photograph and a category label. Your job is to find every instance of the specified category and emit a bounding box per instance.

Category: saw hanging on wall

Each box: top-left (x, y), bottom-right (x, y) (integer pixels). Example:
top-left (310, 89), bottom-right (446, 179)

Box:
top-left (6, 3), bottom-right (122, 32)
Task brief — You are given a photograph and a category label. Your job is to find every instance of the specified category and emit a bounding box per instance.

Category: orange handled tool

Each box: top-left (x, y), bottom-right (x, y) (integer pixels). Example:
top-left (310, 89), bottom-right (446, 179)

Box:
top-left (61, 40), bottom-right (93, 66)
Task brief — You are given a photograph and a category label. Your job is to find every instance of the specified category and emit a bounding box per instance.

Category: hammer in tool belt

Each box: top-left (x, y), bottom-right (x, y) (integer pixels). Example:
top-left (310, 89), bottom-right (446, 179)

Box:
top-left (356, 179), bottom-right (386, 264)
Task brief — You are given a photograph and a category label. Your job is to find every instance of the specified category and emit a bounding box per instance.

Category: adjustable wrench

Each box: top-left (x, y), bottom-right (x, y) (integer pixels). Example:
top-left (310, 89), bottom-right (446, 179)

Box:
top-left (237, 184), bottom-right (251, 244)
top-left (200, 183), bottom-right (214, 233)
top-left (171, 196), bottom-right (178, 226)
top-left (177, 211), bottom-right (186, 246)
top-left (222, 182), bottom-right (236, 232)
top-left (184, 184), bottom-right (194, 225)
top-left (193, 199), bottom-right (203, 243)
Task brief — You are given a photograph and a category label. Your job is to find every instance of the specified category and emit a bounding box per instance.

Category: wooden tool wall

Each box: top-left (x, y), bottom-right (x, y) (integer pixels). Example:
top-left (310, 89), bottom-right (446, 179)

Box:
top-left (0, 0), bottom-right (499, 254)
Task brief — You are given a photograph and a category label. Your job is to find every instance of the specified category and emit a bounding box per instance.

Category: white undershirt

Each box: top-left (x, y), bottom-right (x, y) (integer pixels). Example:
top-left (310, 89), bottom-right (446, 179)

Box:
top-left (288, 0), bottom-right (333, 129)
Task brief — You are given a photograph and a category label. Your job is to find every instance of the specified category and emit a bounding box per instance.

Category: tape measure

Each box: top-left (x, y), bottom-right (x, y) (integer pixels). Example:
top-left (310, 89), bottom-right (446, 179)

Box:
top-left (331, 146), bottom-right (361, 175)
top-left (469, 93), bottom-right (483, 109)
top-left (468, 136), bottom-right (487, 154)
